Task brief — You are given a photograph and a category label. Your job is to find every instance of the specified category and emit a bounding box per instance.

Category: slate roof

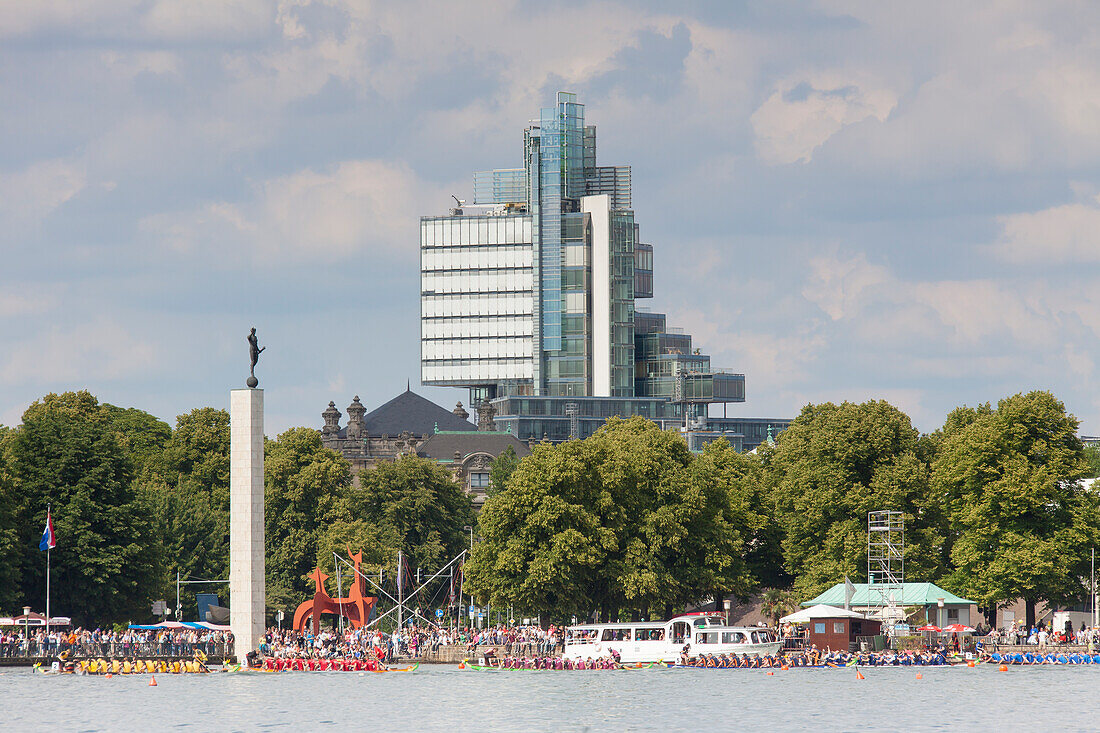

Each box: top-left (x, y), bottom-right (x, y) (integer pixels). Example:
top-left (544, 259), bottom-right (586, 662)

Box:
top-left (359, 388), bottom-right (475, 436)
top-left (803, 582), bottom-right (973, 607)
top-left (417, 431), bottom-right (531, 461)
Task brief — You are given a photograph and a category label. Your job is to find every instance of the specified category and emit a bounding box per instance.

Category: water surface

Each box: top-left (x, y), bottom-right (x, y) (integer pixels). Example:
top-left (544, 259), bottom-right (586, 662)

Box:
top-left (3, 664), bottom-right (1093, 732)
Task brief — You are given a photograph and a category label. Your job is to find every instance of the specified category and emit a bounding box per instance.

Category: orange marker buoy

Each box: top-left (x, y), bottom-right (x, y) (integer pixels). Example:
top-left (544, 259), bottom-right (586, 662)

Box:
top-left (855, 669), bottom-right (865, 680)
top-left (780, 665), bottom-right (789, 670)
top-left (916, 672), bottom-right (922, 679)
top-left (148, 676), bottom-right (157, 686)
top-left (105, 673), bottom-right (113, 679)
top-left (967, 660), bottom-right (975, 667)
top-left (999, 664), bottom-right (1008, 672)
top-left (458, 662), bottom-right (465, 669)
top-left (766, 671), bottom-right (774, 676)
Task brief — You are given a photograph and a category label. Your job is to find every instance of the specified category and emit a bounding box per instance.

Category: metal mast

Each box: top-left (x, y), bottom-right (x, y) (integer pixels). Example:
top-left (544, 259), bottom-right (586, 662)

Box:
top-left (867, 510), bottom-right (905, 630)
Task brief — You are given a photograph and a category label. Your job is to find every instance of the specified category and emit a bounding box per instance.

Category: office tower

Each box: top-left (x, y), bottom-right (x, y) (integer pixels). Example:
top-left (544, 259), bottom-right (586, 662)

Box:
top-left (421, 92), bottom-right (787, 449)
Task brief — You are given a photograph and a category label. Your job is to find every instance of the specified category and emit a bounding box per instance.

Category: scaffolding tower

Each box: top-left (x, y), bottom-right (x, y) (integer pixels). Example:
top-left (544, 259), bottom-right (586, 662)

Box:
top-left (867, 510), bottom-right (905, 629)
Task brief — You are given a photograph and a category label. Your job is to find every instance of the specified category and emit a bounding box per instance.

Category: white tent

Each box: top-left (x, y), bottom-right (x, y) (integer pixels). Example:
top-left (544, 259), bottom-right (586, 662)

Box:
top-left (780, 604), bottom-right (867, 624)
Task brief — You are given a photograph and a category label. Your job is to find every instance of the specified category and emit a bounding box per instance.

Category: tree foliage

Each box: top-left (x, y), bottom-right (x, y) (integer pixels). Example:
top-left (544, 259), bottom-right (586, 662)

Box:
top-left (769, 400), bottom-right (944, 599)
top-left (355, 454), bottom-right (475, 574)
top-left (466, 418), bottom-right (759, 621)
top-left (933, 391), bottom-right (1096, 618)
top-left (1, 392), bottom-right (159, 623)
top-left (488, 445), bottom-right (521, 497)
top-left (264, 427), bottom-right (353, 611)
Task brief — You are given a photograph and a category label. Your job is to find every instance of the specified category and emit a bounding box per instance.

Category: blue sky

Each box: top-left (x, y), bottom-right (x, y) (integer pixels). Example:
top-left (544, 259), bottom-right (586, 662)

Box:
top-left (3, 0), bottom-right (1100, 436)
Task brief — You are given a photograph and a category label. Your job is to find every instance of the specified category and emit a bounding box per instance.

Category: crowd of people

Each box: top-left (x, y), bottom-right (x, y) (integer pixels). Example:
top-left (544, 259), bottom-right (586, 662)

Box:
top-left (257, 621), bottom-right (561, 662)
top-left (982, 621), bottom-right (1100, 648)
top-left (0, 627), bottom-right (232, 659)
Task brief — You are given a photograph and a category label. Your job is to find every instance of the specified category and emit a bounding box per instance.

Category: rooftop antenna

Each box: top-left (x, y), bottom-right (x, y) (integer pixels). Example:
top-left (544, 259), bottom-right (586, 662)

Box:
top-left (451, 194), bottom-right (461, 207)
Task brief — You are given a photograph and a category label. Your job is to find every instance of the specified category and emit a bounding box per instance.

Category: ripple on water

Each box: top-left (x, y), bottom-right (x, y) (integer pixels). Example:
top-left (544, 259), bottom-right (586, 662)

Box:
top-left (6, 664), bottom-right (1100, 732)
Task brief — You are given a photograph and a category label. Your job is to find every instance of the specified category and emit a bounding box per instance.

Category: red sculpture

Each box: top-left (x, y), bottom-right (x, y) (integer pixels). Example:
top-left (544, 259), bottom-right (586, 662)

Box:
top-left (293, 547), bottom-right (377, 633)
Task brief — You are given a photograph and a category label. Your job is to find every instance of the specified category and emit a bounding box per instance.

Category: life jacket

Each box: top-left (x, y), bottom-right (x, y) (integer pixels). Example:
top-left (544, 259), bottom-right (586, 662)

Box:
top-left (123, 661), bottom-right (133, 674)
top-left (111, 660), bottom-right (121, 674)
top-left (171, 661), bottom-right (181, 673)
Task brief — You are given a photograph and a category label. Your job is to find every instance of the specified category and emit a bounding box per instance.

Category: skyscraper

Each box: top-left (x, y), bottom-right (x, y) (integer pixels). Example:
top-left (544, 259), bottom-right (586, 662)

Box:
top-left (421, 92), bottom-right (786, 448)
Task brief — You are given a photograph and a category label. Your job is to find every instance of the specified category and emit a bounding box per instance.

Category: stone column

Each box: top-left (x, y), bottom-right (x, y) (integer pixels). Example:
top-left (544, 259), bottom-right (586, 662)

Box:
top-left (230, 388), bottom-right (265, 663)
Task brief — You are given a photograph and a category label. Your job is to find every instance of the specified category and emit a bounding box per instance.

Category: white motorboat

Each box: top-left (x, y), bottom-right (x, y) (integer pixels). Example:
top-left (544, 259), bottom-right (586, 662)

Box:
top-left (564, 612), bottom-right (782, 663)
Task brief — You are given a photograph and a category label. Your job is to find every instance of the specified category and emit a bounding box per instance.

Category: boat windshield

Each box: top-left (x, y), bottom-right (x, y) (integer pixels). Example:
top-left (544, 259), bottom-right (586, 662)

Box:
top-left (566, 628), bottom-right (600, 644)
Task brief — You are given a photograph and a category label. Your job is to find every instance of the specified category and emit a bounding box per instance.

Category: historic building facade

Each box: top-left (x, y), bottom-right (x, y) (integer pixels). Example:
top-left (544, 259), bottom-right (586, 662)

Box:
top-left (320, 388), bottom-right (529, 506)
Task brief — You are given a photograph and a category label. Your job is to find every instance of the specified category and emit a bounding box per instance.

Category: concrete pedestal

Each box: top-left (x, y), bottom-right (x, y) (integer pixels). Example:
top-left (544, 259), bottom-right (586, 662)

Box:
top-left (230, 388), bottom-right (265, 663)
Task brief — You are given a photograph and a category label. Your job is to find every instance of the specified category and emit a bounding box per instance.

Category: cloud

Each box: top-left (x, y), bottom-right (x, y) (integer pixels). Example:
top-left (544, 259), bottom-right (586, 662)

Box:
top-left (993, 195), bottom-right (1100, 264)
top-left (802, 253), bottom-right (1056, 350)
top-left (0, 158), bottom-right (86, 229)
top-left (0, 319), bottom-right (155, 384)
top-left (140, 159), bottom-right (449, 263)
top-left (751, 74), bottom-right (897, 164)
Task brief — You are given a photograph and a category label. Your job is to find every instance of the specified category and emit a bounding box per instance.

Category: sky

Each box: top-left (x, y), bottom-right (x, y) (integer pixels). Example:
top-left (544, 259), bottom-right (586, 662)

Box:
top-left (3, 0), bottom-right (1100, 437)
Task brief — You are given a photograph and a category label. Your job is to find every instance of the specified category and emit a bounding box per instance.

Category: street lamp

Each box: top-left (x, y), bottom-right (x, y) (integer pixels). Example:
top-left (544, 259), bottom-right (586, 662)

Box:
top-left (723, 598), bottom-right (731, 627)
top-left (23, 605), bottom-right (31, 657)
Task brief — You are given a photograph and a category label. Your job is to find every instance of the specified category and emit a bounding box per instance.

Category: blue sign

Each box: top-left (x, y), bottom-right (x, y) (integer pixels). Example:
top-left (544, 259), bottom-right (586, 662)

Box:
top-left (436, 609), bottom-right (444, 618)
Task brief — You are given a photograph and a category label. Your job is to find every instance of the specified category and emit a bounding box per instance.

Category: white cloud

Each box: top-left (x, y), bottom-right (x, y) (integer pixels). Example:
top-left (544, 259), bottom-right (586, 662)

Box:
top-left (993, 195), bottom-right (1100, 264)
top-left (801, 252), bottom-right (891, 320)
top-left (0, 158), bottom-right (86, 229)
top-left (141, 159), bottom-right (449, 263)
top-left (141, 0), bottom-right (274, 40)
top-left (751, 74), bottom-right (897, 164)
top-left (803, 253), bottom-right (1055, 350)
top-left (0, 319), bottom-right (155, 384)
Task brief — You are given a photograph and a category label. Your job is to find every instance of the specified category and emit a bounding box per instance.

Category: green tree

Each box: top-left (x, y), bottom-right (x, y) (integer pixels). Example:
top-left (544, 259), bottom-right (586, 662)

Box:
top-left (357, 454), bottom-right (475, 575)
top-left (0, 425), bottom-right (19, 611)
top-left (934, 391), bottom-right (1095, 627)
top-left (465, 437), bottom-right (610, 620)
top-left (3, 391), bottom-right (160, 624)
top-left (1083, 444), bottom-right (1100, 479)
top-left (769, 400), bottom-right (944, 599)
top-left (101, 404), bottom-right (172, 478)
top-left (760, 588), bottom-right (798, 626)
top-left (488, 445), bottom-right (521, 497)
top-left (466, 417), bottom-right (757, 621)
top-left (264, 427), bottom-right (353, 615)
top-left (150, 408), bottom-right (232, 620)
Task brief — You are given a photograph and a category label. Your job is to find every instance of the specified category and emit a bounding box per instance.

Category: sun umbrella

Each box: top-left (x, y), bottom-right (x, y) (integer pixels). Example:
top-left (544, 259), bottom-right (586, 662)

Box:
top-left (917, 625), bottom-right (941, 632)
top-left (942, 624), bottom-right (975, 634)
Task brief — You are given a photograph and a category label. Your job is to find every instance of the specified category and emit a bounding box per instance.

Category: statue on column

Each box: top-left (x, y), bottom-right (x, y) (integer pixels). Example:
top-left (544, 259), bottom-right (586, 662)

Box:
top-left (247, 327), bottom-right (265, 388)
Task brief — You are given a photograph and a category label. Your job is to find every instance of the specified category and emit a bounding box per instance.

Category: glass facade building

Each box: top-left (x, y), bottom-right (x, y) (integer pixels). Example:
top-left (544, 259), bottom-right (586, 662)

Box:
top-left (421, 93), bottom-right (786, 450)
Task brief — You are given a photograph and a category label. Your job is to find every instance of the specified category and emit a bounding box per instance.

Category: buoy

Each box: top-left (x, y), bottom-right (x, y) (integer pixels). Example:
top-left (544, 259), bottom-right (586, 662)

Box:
top-left (855, 669), bottom-right (865, 680)
top-left (780, 664), bottom-right (789, 670)
top-left (766, 671), bottom-right (774, 676)
top-left (999, 664), bottom-right (1008, 672)
top-left (967, 660), bottom-right (975, 668)
top-left (916, 672), bottom-right (922, 679)
top-left (458, 662), bottom-right (466, 669)
top-left (148, 676), bottom-right (157, 687)
top-left (105, 673), bottom-right (113, 679)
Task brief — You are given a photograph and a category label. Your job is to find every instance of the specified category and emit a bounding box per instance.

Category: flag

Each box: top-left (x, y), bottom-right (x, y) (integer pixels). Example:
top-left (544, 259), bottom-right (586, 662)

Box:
top-left (39, 511), bottom-right (56, 551)
top-left (844, 576), bottom-right (856, 610)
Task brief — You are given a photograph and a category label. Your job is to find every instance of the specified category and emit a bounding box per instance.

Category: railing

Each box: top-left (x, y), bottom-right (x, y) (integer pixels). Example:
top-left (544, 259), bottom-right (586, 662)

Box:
top-left (0, 639), bottom-right (233, 660)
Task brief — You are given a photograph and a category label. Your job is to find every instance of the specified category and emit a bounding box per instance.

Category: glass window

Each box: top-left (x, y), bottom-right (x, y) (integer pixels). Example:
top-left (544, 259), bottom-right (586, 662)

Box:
top-left (833, 622), bottom-right (845, 634)
top-left (814, 623), bottom-right (825, 634)
top-left (469, 472), bottom-right (489, 489)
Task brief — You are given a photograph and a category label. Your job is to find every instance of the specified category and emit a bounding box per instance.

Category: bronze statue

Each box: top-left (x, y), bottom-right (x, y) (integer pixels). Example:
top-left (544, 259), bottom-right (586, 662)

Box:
top-left (247, 327), bottom-right (264, 387)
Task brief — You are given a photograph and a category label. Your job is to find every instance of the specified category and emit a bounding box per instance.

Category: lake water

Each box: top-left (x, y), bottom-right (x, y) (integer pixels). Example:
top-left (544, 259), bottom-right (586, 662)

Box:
top-left (3, 663), bottom-right (1096, 732)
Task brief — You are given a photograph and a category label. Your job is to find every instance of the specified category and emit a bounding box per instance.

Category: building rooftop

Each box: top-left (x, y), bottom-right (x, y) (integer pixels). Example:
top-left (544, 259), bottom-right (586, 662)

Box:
top-left (803, 582), bottom-right (974, 607)
top-left (417, 431), bottom-right (531, 462)
top-left (360, 388), bottom-right (475, 436)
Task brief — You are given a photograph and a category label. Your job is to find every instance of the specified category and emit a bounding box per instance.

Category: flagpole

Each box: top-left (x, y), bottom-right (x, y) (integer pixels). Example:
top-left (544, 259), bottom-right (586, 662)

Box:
top-left (45, 504), bottom-right (51, 645)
